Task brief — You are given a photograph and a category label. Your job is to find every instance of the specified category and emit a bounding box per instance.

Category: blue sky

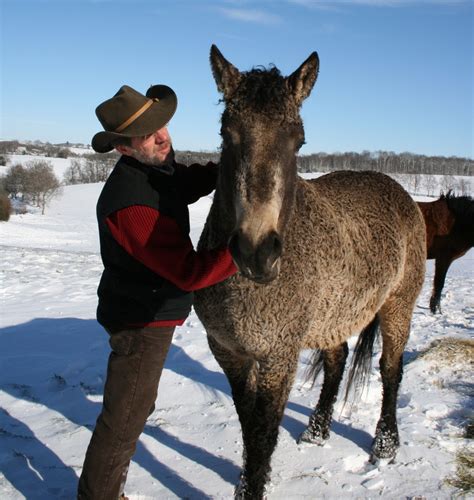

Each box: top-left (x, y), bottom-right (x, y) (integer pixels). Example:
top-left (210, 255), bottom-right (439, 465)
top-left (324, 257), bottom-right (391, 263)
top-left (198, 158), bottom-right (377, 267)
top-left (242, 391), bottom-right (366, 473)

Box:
top-left (1, 0), bottom-right (472, 157)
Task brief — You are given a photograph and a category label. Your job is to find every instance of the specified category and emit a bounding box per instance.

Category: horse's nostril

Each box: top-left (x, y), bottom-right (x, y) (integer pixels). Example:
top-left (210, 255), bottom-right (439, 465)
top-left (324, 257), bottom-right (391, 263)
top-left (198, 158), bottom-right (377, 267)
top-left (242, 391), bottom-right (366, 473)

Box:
top-left (272, 233), bottom-right (282, 257)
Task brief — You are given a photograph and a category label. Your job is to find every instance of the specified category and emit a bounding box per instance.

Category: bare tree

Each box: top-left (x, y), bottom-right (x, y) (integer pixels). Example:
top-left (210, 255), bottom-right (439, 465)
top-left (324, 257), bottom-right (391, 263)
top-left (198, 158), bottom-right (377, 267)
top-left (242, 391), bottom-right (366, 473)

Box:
top-left (423, 174), bottom-right (437, 197)
top-left (64, 159), bottom-right (84, 185)
top-left (64, 157), bottom-right (114, 184)
top-left (440, 174), bottom-right (456, 194)
top-left (3, 164), bottom-right (28, 200)
top-left (456, 178), bottom-right (471, 196)
top-left (410, 173), bottom-right (422, 195)
top-left (24, 160), bottom-right (62, 214)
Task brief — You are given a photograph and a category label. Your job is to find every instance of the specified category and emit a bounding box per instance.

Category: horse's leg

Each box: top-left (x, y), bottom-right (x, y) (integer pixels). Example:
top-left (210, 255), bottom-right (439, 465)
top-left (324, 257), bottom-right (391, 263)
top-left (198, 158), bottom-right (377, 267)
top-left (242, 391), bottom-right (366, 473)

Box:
top-left (298, 343), bottom-right (348, 445)
top-left (207, 335), bottom-right (257, 456)
top-left (429, 256), bottom-right (452, 314)
top-left (237, 353), bottom-right (299, 500)
top-left (371, 301), bottom-right (414, 463)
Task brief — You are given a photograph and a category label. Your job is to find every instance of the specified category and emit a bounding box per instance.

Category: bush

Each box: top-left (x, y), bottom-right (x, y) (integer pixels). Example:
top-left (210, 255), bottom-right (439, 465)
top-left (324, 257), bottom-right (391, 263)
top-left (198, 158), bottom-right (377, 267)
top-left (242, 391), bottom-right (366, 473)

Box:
top-left (0, 191), bottom-right (11, 221)
top-left (64, 157), bottom-right (115, 184)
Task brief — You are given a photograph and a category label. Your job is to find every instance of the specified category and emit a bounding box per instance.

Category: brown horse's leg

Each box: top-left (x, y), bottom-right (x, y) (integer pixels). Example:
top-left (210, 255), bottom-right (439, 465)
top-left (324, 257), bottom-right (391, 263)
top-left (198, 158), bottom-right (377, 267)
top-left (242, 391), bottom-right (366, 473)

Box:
top-left (371, 303), bottom-right (413, 463)
top-left (236, 354), bottom-right (299, 500)
top-left (430, 256), bottom-right (453, 314)
top-left (298, 343), bottom-right (348, 445)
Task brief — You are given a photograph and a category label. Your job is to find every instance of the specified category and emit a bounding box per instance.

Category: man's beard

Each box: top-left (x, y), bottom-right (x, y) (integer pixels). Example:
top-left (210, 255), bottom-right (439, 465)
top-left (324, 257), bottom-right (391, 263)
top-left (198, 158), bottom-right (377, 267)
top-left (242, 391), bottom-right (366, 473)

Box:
top-left (133, 145), bottom-right (175, 167)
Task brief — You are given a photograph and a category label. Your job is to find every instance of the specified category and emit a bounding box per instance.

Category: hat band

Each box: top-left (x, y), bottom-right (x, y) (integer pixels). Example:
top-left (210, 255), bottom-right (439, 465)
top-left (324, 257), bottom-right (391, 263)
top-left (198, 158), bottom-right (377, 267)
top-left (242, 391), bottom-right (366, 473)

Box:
top-left (114, 98), bottom-right (159, 133)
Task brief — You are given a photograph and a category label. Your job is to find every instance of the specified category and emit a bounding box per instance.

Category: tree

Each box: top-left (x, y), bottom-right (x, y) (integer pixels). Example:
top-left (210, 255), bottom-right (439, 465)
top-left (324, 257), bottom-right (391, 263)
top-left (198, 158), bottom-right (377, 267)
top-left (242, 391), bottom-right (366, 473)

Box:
top-left (24, 160), bottom-right (61, 214)
top-left (410, 173), bottom-right (422, 195)
top-left (64, 157), bottom-right (115, 184)
top-left (440, 174), bottom-right (456, 194)
top-left (64, 159), bottom-right (83, 185)
top-left (423, 174), bottom-right (437, 197)
top-left (456, 178), bottom-right (471, 196)
top-left (3, 164), bottom-right (28, 200)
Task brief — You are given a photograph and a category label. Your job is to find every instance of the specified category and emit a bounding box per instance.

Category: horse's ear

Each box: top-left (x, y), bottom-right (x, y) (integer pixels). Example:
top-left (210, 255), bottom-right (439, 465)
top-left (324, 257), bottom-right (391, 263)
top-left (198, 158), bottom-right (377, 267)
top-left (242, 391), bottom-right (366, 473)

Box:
top-left (210, 44), bottom-right (241, 99)
top-left (287, 52), bottom-right (319, 106)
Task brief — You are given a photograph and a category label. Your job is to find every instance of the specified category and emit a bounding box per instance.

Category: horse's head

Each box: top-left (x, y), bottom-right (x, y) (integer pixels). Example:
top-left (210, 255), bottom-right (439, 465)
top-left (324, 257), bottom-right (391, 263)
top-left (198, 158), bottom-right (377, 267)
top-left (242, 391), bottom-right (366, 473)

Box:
top-left (210, 45), bottom-right (319, 283)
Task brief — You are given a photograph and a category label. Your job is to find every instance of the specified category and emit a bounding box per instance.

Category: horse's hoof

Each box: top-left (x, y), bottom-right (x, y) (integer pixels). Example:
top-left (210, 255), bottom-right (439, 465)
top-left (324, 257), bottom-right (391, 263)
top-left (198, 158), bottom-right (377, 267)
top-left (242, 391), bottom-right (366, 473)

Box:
top-left (234, 478), bottom-right (267, 500)
top-left (297, 427), bottom-right (328, 446)
top-left (371, 426), bottom-right (399, 463)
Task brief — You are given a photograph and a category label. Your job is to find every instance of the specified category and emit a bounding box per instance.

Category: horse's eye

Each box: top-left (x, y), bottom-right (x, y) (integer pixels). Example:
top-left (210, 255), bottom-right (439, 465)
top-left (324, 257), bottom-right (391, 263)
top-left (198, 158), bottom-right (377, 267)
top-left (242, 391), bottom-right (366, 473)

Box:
top-left (222, 127), bottom-right (241, 145)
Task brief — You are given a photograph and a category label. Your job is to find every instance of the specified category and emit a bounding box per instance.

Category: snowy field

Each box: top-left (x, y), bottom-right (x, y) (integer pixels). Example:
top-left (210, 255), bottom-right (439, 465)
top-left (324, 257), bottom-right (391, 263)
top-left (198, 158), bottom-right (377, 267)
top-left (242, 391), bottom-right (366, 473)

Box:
top-left (0, 163), bottom-right (473, 499)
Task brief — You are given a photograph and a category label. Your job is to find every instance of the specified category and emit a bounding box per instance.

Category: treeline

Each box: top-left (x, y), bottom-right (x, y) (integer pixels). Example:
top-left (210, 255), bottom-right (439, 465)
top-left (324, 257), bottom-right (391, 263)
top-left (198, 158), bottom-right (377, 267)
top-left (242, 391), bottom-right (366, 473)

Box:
top-left (1, 141), bottom-right (473, 177)
top-left (0, 140), bottom-right (83, 160)
top-left (297, 151), bottom-right (473, 176)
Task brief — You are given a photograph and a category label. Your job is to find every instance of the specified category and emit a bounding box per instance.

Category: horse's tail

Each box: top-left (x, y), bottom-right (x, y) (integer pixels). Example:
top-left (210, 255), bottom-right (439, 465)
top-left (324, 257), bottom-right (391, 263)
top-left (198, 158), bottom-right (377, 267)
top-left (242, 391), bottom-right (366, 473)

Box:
top-left (306, 315), bottom-right (380, 402)
top-left (344, 314), bottom-right (380, 403)
top-left (306, 350), bottom-right (325, 387)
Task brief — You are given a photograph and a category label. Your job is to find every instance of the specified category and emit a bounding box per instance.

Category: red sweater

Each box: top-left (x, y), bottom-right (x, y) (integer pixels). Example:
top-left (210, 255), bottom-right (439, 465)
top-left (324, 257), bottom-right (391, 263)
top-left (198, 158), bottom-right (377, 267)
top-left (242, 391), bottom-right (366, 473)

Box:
top-left (106, 204), bottom-right (237, 327)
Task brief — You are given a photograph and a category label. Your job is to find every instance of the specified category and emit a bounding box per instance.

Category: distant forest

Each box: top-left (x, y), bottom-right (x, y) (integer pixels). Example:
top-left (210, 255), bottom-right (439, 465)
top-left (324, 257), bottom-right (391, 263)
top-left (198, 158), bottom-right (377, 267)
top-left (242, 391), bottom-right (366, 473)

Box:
top-left (0, 140), bottom-right (472, 176)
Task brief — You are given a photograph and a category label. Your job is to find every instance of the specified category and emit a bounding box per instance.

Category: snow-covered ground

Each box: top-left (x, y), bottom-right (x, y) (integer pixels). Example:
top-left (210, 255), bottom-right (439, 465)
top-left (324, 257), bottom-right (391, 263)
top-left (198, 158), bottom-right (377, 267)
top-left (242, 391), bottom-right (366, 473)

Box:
top-left (0, 168), bottom-right (472, 499)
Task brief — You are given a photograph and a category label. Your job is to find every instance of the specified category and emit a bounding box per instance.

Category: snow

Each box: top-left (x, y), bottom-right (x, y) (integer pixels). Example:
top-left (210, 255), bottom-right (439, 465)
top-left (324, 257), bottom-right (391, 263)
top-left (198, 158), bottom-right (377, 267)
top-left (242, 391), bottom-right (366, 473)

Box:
top-left (0, 167), bottom-right (472, 499)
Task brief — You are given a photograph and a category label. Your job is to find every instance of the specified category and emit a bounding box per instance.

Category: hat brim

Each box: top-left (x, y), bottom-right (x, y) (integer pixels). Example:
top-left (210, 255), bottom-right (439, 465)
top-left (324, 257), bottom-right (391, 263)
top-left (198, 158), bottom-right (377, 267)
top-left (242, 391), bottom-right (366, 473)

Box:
top-left (91, 84), bottom-right (177, 153)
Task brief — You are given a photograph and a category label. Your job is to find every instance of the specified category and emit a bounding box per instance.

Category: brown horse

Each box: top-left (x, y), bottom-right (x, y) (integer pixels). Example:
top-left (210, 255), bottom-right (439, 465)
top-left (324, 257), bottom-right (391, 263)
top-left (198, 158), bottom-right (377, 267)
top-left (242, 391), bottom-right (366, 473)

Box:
top-left (194, 45), bottom-right (426, 499)
top-left (418, 191), bottom-right (474, 313)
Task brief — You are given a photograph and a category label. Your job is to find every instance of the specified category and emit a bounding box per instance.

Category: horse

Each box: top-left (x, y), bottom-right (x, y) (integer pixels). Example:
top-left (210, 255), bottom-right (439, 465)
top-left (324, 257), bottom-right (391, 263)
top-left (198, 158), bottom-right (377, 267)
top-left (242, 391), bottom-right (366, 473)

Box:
top-left (417, 191), bottom-right (474, 313)
top-left (194, 45), bottom-right (426, 499)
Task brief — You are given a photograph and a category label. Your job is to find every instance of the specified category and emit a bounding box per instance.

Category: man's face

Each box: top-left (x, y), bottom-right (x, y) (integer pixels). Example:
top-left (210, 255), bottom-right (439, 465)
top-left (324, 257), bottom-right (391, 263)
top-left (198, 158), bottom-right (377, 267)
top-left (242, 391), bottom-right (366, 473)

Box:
top-left (119, 126), bottom-right (174, 166)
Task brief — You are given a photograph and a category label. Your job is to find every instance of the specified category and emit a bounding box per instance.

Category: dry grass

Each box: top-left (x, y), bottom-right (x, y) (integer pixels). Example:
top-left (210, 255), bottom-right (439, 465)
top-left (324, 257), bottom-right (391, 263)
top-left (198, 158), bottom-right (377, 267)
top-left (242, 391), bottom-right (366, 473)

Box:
top-left (446, 418), bottom-right (474, 493)
top-left (446, 446), bottom-right (474, 493)
top-left (418, 339), bottom-right (473, 493)
top-left (417, 337), bottom-right (474, 367)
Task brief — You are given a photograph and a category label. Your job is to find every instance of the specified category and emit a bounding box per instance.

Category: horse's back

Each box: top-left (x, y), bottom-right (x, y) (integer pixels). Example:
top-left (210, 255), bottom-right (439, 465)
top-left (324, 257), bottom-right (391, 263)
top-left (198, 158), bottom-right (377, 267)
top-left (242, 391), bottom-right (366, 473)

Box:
top-left (300, 170), bottom-right (425, 250)
top-left (294, 170), bottom-right (426, 346)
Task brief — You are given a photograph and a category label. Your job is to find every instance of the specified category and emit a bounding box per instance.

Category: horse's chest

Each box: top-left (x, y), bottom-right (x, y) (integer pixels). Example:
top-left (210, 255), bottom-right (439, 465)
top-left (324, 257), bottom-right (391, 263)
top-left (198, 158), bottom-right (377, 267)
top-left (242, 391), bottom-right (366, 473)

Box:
top-left (194, 278), bottom-right (302, 358)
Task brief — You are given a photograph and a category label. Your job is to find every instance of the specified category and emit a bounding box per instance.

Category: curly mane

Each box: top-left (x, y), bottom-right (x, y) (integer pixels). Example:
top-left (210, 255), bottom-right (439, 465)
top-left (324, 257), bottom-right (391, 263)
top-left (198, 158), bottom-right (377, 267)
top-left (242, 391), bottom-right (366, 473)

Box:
top-left (226, 66), bottom-right (299, 122)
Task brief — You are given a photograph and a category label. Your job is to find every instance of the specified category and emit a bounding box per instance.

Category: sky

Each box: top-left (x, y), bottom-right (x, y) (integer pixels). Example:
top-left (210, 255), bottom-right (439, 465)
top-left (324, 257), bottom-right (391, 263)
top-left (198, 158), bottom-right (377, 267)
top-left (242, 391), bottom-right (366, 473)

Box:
top-left (1, 0), bottom-right (472, 158)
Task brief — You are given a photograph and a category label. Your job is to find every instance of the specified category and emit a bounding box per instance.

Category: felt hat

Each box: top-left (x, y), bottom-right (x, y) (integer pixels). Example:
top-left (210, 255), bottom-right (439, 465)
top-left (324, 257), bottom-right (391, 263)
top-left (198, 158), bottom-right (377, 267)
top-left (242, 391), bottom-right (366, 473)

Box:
top-left (91, 84), bottom-right (177, 153)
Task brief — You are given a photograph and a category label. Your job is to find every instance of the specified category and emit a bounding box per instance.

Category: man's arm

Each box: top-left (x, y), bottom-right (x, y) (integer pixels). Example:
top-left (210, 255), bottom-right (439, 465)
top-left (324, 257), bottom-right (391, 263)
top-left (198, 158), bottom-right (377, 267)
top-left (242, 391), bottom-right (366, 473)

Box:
top-left (175, 161), bottom-right (219, 204)
top-left (106, 204), bottom-right (237, 291)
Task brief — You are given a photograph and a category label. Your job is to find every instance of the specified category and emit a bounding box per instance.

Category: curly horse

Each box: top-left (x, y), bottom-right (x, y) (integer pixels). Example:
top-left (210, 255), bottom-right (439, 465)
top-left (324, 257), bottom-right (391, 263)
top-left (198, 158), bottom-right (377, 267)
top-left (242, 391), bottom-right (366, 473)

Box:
top-left (194, 45), bottom-right (426, 499)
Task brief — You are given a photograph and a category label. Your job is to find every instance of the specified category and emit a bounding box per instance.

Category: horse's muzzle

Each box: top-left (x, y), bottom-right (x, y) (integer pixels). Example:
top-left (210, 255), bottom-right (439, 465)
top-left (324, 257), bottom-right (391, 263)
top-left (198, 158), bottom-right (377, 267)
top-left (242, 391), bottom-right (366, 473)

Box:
top-left (229, 230), bottom-right (282, 283)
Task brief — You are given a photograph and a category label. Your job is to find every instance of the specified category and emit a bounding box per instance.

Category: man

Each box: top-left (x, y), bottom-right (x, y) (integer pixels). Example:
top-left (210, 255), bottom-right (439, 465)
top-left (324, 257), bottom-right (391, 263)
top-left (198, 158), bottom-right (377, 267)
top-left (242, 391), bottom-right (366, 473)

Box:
top-left (78, 84), bottom-right (237, 499)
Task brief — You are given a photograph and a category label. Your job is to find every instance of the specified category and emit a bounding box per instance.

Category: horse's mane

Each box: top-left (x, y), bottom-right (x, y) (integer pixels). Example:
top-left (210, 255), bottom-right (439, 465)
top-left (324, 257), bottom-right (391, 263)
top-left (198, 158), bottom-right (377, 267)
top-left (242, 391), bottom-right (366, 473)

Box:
top-left (226, 66), bottom-right (298, 121)
top-left (441, 190), bottom-right (474, 232)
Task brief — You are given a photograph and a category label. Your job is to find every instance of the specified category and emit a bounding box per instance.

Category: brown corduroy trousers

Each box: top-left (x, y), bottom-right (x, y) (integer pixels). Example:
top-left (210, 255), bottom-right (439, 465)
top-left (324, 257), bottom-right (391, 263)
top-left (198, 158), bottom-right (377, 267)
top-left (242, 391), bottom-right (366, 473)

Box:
top-left (77, 326), bottom-right (175, 500)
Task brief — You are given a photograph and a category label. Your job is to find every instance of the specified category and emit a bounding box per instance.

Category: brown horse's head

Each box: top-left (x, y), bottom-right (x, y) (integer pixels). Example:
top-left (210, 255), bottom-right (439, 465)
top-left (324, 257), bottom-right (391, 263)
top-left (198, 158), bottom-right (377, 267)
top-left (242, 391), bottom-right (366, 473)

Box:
top-left (210, 45), bottom-right (319, 283)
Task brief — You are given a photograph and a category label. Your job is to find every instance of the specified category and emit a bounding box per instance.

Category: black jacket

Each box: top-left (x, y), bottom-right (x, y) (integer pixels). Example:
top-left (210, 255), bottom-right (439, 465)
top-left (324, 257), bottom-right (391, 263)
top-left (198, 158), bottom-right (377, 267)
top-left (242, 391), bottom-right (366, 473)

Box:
top-left (96, 155), bottom-right (216, 328)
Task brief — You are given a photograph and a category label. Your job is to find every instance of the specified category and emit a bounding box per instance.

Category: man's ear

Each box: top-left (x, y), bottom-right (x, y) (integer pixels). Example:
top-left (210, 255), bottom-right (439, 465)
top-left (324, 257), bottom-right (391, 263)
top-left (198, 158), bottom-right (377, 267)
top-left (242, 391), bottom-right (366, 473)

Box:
top-left (115, 145), bottom-right (131, 155)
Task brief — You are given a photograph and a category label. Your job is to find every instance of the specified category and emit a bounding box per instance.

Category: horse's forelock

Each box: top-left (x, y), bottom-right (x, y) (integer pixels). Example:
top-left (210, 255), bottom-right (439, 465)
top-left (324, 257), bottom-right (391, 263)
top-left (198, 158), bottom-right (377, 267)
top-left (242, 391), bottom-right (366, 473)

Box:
top-left (227, 66), bottom-right (299, 121)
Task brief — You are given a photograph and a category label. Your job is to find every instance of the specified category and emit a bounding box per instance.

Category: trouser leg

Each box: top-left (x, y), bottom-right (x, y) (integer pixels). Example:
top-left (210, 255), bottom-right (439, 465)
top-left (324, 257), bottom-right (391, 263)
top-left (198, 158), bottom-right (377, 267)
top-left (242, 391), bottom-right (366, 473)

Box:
top-left (78, 326), bottom-right (174, 500)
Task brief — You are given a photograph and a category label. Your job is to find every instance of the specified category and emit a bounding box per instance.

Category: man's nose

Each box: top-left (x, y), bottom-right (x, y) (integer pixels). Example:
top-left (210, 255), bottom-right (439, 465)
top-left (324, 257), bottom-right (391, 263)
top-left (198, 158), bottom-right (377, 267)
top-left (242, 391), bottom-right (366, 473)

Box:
top-left (154, 127), bottom-right (168, 142)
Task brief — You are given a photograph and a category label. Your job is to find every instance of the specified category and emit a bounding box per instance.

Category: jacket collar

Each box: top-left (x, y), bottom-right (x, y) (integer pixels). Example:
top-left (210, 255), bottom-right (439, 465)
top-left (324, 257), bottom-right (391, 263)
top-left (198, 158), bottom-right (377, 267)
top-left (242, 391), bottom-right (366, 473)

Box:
top-left (120, 154), bottom-right (175, 176)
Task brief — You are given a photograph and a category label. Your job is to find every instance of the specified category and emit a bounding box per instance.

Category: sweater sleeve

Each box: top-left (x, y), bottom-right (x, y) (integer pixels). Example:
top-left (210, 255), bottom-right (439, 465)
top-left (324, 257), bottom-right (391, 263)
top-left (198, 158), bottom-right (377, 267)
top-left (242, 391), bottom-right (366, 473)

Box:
top-left (175, 161), bottom-right (218, 204)
top-left (106, 204), bottom-right (237, 291)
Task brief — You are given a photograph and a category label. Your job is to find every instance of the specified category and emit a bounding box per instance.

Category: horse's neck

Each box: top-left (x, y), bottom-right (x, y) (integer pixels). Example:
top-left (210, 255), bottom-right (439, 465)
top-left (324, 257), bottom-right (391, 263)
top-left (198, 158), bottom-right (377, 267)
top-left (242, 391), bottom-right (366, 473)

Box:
top-left (199, 187), bottom-right (234, 250)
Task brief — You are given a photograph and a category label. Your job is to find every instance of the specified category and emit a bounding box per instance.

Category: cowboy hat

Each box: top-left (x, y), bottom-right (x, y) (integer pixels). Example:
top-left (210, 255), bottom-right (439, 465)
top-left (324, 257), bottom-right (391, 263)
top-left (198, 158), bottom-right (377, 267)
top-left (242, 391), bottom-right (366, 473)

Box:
top-left (91, 84), bottom-right (177, 153)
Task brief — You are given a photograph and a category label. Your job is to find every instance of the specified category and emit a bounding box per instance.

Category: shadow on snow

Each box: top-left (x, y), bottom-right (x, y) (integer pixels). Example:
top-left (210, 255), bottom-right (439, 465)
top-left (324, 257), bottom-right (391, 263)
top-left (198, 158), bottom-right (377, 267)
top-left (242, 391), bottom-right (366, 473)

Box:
top-left (0, 317), bottom-right (372, 497)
